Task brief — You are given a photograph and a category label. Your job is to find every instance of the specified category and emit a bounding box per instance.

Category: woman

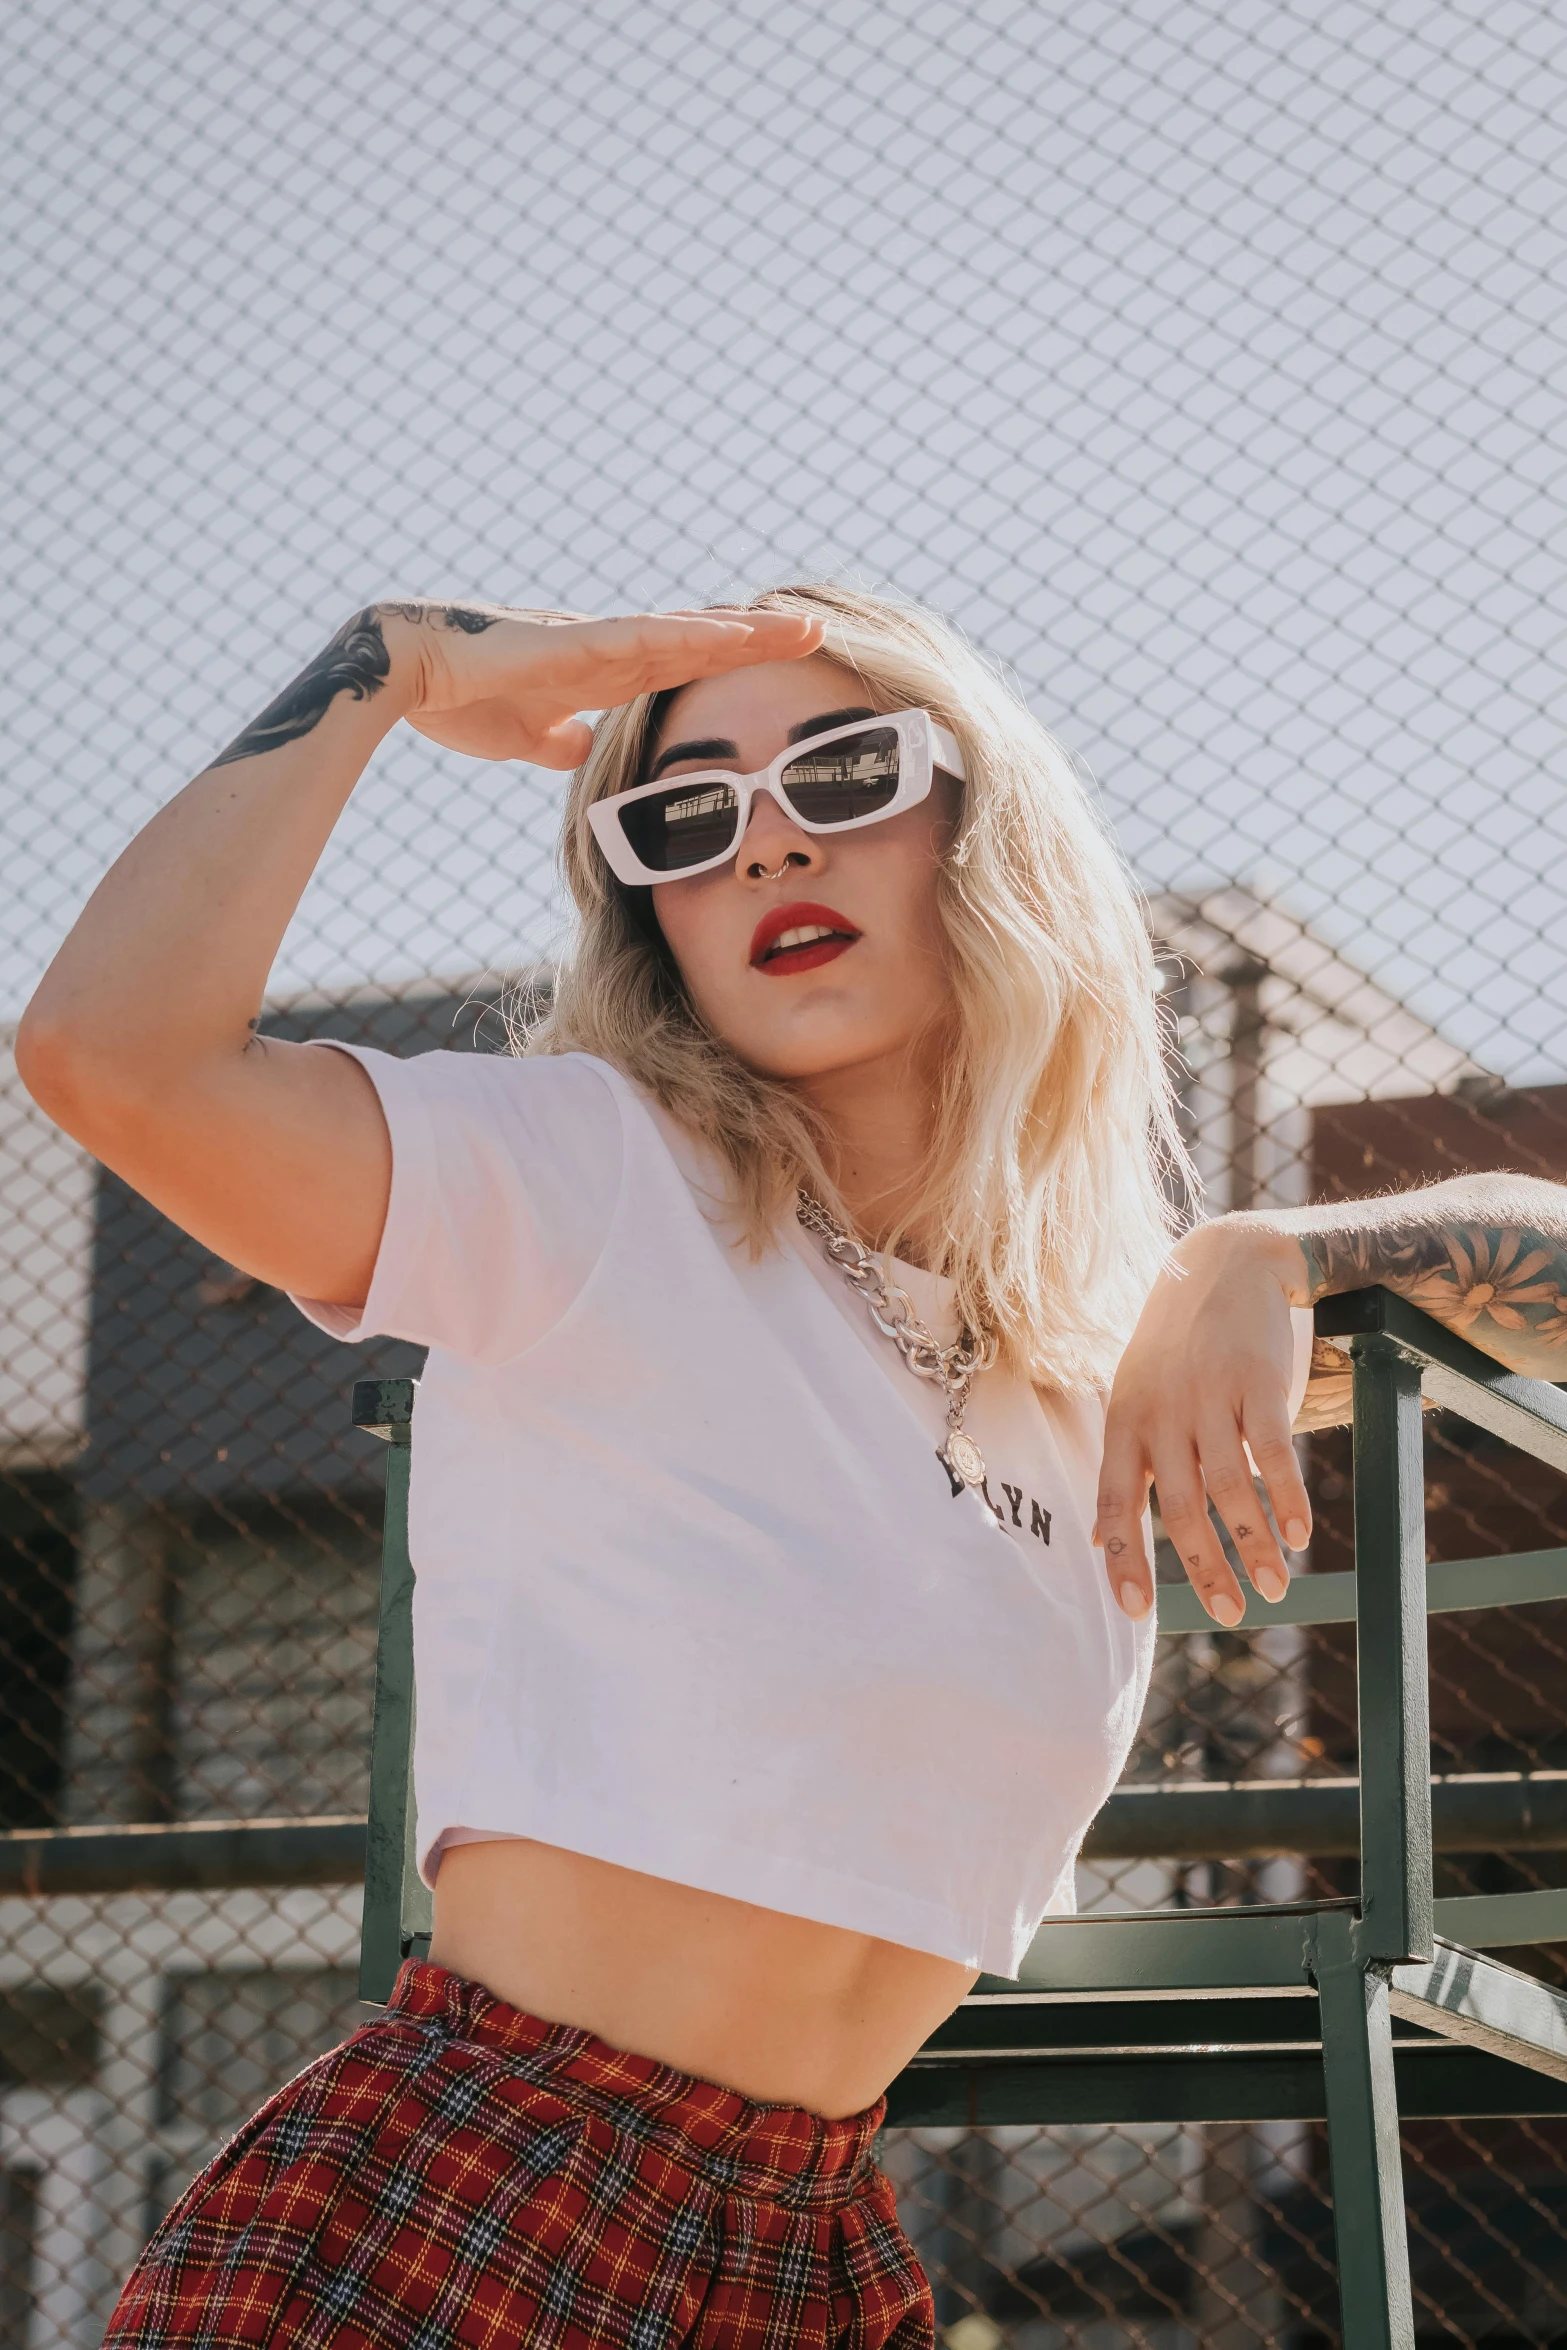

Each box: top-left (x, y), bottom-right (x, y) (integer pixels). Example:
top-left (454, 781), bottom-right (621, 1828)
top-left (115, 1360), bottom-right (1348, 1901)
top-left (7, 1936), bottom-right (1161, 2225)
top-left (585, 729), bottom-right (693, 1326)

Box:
top-left (21, 585), bottom-right (1567, 2347)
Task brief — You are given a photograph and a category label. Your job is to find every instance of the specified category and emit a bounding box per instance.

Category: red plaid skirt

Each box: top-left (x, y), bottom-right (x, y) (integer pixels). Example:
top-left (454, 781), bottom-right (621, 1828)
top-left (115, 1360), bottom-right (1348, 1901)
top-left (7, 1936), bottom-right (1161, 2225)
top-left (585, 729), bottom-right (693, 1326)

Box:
top-left (105, 1958), bottom-right (934, 2349)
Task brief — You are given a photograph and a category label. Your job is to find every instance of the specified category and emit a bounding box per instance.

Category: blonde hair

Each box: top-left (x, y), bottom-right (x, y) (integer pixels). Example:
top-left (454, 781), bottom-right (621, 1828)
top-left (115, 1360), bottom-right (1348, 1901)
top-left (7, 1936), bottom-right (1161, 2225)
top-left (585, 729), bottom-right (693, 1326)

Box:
top-left (526, 582), bottom-right (1187, 1389)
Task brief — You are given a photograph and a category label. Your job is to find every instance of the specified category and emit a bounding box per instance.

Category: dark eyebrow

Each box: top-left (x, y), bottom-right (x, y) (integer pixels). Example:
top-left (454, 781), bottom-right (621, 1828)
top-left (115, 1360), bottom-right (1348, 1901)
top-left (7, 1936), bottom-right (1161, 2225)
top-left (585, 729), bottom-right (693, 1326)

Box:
top-left (786, 706), bottom-right (877, 744)
top-left (647, 736), bottom-right (739, 780)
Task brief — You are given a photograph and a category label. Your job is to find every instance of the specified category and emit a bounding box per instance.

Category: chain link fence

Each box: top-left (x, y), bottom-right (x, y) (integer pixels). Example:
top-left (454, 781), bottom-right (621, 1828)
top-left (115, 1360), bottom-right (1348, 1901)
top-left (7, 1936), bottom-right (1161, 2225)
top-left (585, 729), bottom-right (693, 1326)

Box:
top-left (5, 0), bottom-right (1567, 2340)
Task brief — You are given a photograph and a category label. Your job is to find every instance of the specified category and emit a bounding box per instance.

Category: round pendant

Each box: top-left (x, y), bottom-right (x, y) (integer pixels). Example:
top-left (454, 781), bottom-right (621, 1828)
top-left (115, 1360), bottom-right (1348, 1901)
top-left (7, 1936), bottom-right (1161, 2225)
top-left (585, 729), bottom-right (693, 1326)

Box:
top-left (941, 1429), bottom-right (987, 1489)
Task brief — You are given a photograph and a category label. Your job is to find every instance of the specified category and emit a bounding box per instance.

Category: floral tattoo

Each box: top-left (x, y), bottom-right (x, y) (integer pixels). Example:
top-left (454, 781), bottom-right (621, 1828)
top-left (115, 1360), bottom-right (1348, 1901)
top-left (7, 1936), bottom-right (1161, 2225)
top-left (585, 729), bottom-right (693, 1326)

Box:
top-left (1297, 1213), bottom-right (1567, 1383)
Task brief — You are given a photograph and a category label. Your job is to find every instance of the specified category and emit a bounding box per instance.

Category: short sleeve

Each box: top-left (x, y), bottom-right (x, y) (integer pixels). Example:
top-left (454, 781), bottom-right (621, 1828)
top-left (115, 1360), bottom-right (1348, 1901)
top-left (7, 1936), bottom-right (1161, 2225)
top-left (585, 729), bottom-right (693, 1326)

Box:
top-left (289, 1045), bottom-right (624, 1362)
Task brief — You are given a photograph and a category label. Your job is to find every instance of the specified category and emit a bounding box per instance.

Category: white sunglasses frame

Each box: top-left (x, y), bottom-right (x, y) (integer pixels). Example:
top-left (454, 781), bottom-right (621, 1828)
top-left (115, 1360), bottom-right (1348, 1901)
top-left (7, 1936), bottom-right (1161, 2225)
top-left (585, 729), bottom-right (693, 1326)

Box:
top-left (585, 707), bottom-right (967, 887)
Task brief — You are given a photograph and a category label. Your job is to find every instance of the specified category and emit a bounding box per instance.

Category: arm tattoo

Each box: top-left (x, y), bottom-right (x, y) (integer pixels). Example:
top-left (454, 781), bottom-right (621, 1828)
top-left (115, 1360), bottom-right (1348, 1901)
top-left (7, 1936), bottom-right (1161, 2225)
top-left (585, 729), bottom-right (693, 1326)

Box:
top-left (1294, 1189), bottom-right (1567, 1382)
top-left (207, 608), bottom-right (390, 769)
top-left (206, 602), bottom-right (498, 770)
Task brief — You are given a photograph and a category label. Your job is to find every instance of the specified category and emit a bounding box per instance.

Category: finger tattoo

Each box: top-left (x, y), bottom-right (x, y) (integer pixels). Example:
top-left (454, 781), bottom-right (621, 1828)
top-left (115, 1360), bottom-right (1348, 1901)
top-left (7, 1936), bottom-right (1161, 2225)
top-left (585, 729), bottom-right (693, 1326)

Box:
top-left (382, 601), bottom-right (501, 635)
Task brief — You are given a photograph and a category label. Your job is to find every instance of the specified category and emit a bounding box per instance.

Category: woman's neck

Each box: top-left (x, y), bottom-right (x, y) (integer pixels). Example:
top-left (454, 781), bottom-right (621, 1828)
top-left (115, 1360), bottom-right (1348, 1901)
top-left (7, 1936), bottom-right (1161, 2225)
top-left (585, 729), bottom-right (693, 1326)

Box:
top-left (799, 1052), bottom-right (939, 1261)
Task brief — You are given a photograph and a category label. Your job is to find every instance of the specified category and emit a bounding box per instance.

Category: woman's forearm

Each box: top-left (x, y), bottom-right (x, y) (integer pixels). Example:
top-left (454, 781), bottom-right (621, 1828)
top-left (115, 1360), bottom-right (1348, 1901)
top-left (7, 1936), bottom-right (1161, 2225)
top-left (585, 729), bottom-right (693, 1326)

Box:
top-left (1097, 1171), bottom-right (1567, 1622)
top-left (17, 605), bottom-right (420, 1134)
top-left (1227, 1173), bottom-right (1567, 1383)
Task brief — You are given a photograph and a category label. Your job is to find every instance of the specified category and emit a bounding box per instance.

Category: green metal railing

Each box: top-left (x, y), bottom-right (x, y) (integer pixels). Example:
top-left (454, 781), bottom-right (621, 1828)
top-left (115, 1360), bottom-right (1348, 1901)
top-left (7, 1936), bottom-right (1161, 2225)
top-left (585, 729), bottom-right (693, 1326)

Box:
top-left (337, 1291), bottom-right (1567, 2350)
top-left (894, 1288), bottom-right (1567, 2350)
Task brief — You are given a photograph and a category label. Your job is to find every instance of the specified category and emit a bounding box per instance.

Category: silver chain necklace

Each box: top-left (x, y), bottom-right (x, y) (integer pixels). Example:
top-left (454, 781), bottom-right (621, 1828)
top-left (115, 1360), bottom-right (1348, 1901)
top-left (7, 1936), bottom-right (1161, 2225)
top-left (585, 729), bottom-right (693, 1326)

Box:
top-left (796, 1190), bottom-right (998, 1497)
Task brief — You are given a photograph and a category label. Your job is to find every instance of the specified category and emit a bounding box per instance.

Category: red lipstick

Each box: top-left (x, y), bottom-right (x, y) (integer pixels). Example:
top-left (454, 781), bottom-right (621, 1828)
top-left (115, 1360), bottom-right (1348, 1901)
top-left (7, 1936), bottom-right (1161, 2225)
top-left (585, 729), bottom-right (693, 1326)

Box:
top-left (749, 900), bottom-right (862, 976)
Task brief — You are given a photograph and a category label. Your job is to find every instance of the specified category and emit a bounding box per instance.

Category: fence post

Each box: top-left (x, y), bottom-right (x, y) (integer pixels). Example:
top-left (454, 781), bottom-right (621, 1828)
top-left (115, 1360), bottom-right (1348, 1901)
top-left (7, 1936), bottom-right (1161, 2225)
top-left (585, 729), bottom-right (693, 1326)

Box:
top-left (1313, 1909), bottom-right (1415, 2350)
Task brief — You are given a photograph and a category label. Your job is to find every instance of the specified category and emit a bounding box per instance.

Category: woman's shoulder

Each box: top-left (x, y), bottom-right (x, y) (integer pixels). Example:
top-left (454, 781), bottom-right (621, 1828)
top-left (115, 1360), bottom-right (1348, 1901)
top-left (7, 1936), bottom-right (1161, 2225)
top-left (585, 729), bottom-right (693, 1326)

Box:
top-left (320, 1038), bottom-right (631, 1173)
top-left (482, 1044), bottom-right (625, 1094)
top-left (351, 1038), bottom-right (627, 1111)
top-left (353, 1041), bottom-right (722, 1222)
top-left (450, 1045), bottom-right (634, 1150)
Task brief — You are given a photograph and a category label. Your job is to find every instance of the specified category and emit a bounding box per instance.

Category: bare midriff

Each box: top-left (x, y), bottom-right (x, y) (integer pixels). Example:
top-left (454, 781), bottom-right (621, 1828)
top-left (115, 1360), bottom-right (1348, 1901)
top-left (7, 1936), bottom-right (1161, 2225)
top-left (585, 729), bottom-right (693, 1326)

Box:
top-left (426, 1837), bottom-right (979, 2120)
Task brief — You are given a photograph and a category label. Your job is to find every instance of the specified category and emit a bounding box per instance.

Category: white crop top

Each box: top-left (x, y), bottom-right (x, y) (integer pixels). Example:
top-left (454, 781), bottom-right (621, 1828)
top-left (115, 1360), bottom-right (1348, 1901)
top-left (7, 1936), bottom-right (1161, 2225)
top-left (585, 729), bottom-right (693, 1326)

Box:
top-left (293, 1044), bottom-right (1238, 1977)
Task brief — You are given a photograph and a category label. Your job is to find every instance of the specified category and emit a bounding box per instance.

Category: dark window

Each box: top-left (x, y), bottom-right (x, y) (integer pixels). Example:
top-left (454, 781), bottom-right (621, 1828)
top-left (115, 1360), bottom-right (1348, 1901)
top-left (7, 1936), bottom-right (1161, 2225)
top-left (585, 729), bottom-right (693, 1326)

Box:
top-left (0, 2168), bottom-right (37, 2348)
top-left (0, 1475), bottom-right (77, 1827)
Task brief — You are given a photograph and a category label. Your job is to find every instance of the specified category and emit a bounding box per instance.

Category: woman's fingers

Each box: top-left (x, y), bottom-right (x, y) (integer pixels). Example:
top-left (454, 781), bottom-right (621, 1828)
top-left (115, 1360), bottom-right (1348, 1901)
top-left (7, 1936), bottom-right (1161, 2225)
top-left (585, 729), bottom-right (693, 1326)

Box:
top-left (1146, 1433), bottom-right (1250, 1626)
top-left (665, 605), bottom-right (825, 654)
top-left (532, 717), bottom-right (599, 770)
top-left (1098, 1225), bottom-right (1315, 1626)
top-left (406, 605), bottom-right (826, 744)
top-left (1101, 1395), bottom-right (1302, 1628)
top-left (543, 609), bottom-right (823, 704)
top-left (1242, 1397), bottom-right (1312, 1558)
top-left (624, 608), bottom-right (826, 690)
top-left (1093, 1417), bottom-right (1156, 1620)
top-left (404, 702), bottom-right (596, 767)
top-left (1099, 1401), bottom-right (1307, 1628)
top-left (1193, 1414), bottom-right (1291, 1605)
top-left (1100, 1400), bottom-right (1252, 1626)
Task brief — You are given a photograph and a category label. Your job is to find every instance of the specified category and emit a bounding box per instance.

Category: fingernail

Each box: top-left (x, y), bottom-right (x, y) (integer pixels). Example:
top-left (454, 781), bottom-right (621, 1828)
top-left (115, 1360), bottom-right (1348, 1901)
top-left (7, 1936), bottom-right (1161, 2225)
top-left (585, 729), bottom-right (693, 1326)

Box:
top-left (1117, 1580), bottom-right (1150, 1620)
top-left (1284, 1517), bottom-right (1310, 1551)
top-left (1256, 1563), bottom-right (1289, 1603)
top-left (1209, 1591), bottom-right (1244, 1627)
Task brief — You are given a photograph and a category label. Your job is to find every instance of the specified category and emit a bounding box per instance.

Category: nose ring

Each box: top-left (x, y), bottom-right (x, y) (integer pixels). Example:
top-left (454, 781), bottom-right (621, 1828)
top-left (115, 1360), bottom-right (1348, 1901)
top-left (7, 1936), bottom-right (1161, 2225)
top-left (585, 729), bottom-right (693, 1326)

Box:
top-left (758, 862), bottom-right (793, 883)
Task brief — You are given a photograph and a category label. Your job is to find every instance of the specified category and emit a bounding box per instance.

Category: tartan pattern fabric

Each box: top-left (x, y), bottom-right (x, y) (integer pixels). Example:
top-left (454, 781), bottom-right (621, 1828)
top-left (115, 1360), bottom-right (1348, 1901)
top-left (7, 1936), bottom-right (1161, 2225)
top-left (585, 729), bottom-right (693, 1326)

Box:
top-left (106, 1959), bottom-right (935, 2349)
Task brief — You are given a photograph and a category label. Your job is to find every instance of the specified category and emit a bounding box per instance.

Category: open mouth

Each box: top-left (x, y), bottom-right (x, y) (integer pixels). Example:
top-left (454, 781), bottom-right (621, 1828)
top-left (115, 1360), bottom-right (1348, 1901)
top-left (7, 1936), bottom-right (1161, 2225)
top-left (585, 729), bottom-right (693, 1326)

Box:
top-left (749, 900), bottom-right (862, 976)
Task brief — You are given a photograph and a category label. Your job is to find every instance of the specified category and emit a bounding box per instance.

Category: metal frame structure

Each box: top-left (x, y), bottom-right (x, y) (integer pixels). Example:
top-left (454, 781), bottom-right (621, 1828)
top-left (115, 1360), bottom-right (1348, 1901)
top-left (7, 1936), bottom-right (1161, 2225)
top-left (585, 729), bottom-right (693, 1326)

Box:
top-left (350, 1289), bottom-right (1567, 2350)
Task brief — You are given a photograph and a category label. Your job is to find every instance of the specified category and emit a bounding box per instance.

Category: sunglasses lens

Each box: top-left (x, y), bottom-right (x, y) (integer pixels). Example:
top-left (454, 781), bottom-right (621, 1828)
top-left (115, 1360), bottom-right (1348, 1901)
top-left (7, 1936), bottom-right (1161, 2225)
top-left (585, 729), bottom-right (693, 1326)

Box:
top-left (780, 726), bottom-right (902, 824)
top-left (618, 778), bottom-right (742, 873)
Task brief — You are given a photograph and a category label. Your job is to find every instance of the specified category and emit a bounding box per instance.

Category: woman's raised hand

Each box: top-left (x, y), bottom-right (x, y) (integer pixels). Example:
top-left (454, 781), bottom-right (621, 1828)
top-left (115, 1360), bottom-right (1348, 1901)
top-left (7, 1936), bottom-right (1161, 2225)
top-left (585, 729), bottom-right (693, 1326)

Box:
top-left (18, 595), bottom-right (821, 1314)
top-left (391, 601), bottom-right (826, 766)
top-left (1094, 1221), bottom-right (1313, 1625)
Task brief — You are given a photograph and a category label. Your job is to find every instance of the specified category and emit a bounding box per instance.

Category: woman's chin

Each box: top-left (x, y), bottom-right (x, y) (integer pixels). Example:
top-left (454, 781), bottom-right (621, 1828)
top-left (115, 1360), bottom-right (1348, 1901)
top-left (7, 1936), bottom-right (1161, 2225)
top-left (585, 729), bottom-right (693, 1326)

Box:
top-left (727, 1027), bottom-right (925, 1088)
top-left (689, 970), bottom-right (943, 1089)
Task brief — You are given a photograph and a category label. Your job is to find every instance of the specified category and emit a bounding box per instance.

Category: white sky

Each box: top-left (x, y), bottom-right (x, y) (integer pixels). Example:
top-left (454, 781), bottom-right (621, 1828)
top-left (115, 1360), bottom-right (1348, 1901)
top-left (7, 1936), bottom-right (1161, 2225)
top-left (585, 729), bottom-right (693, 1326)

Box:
top-left (5, 0), bottom-right (1567, 1082)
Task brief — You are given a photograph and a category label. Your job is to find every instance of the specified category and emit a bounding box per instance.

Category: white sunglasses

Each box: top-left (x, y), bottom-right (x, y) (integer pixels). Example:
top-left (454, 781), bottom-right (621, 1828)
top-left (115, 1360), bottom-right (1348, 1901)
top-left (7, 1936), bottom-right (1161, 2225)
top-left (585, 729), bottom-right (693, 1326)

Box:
top-left (586, 708), bottom-right (967, 887)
